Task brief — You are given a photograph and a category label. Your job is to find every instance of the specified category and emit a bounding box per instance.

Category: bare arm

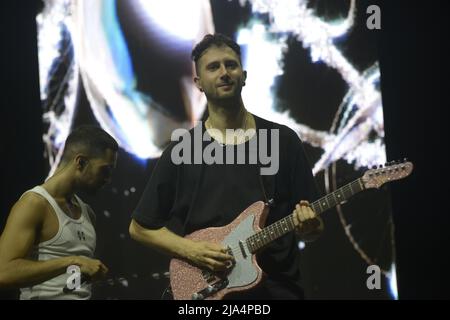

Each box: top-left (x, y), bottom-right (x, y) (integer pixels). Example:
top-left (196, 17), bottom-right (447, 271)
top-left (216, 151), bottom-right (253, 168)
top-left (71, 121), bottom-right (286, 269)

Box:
top-left (129, 219), bottom-right (233, 271)
top-left (0, 193), bottom-right (107, 289)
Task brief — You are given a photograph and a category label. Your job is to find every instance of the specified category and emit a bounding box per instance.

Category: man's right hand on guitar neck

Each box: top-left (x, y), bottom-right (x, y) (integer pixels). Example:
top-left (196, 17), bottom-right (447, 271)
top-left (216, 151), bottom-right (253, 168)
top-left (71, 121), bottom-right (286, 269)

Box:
top-left (184, 241), bottom-right (234, 272)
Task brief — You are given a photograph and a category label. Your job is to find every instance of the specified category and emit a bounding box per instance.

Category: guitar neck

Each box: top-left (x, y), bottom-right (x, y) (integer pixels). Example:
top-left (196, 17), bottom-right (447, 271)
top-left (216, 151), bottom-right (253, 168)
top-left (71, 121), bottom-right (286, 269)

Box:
top-left (246, 178), bottom-right (365, 253)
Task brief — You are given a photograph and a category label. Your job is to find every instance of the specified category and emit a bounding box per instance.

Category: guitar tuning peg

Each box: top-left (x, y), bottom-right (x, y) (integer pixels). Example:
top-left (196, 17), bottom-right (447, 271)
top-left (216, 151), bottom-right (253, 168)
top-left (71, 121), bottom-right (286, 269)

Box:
top-left (403, 158), bottom-right (408, 163)
top-left (379, 164), bottom-right (383, 169)
top-left (372, 165), bottom-right (377, 170)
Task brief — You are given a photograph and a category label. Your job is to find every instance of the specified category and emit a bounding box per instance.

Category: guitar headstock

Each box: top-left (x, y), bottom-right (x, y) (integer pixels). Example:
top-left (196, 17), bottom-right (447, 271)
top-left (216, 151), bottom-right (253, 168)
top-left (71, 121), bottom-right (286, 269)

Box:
top-left (362, 160), bottom-right (413, 189)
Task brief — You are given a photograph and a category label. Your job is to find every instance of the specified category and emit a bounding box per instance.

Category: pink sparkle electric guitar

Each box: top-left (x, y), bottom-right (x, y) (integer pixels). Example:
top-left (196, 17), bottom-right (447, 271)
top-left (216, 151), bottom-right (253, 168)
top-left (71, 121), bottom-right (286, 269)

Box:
top-left (170, 161), bottom-right (413, 300)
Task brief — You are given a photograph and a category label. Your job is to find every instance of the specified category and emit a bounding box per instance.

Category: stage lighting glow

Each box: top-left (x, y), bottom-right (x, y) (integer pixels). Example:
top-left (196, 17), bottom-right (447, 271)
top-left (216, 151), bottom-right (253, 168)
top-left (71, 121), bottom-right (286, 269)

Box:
top-left (238, 23), bottom-right (286, 124)
top-left (39, 0), bottom-right (385, 175)
top-left (298, 241), bottom-right (306, 250)
top-left (239, 0), bottom-right (385, 174)
top-left (37, 0), bottom-right (79, 175)
top-left (388, 263), bottom-right (399, 300)
top-left (138, 0), bottom-right (203, 40)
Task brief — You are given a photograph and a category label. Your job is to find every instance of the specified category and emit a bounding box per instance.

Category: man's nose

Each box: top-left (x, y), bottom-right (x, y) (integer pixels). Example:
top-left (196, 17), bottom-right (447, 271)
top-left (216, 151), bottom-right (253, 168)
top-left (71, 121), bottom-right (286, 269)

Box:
top-left (219, 65), bottom-right (230, 79)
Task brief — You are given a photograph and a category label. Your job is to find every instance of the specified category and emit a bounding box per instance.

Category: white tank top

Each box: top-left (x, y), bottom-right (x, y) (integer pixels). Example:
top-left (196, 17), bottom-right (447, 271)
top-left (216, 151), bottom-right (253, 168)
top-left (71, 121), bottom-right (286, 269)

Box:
top-left (19, 186), bottom-right (96, 300)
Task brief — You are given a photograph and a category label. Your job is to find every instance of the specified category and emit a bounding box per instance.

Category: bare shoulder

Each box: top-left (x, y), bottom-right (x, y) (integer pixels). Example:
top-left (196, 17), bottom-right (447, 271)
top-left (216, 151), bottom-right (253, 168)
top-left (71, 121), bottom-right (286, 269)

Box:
top-left (0, 192), bottom-right (52, 264)
top-left (7, 192), bottom-right (49, 226)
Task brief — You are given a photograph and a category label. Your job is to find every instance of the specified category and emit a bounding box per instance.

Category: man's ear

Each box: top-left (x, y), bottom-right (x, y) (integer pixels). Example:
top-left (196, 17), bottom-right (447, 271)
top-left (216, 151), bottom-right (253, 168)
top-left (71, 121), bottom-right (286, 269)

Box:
top-left (242, 71), bottom-right (247, 86)
top-left (194, 76), bottom-right (203, 92)
top-left (75, 155), bottom-right (88, 170)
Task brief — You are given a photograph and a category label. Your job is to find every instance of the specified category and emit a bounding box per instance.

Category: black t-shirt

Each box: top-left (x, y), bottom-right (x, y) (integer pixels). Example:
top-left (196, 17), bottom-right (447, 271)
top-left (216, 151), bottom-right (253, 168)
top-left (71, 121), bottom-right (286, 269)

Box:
top-left (132, 115), bottom-right (319, 292)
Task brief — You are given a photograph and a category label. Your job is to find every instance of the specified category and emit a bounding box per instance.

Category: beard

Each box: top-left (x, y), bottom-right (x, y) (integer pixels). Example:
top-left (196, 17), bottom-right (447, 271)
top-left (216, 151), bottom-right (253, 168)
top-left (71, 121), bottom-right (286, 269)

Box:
top-left (207, 84), bottom-right (243, 103)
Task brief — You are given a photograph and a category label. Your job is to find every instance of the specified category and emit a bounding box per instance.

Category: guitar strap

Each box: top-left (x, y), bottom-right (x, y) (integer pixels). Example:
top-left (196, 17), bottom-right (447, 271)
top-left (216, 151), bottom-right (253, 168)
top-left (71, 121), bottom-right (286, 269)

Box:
top-left (256, 119), bottom-right (276, 209)
top-left (258, 167), bottom-right (276, 208)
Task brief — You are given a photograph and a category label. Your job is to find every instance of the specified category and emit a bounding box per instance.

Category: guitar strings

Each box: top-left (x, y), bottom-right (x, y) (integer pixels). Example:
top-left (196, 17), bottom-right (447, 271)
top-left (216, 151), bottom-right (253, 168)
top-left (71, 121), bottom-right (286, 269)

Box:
top-left (224, 179), bottom-right (363, 257)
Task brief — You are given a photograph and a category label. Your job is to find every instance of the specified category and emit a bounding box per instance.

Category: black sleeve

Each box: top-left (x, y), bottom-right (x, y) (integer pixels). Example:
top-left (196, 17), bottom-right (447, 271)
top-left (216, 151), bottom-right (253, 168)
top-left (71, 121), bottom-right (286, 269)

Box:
top-left (132, 144), bottom-right (178, 229)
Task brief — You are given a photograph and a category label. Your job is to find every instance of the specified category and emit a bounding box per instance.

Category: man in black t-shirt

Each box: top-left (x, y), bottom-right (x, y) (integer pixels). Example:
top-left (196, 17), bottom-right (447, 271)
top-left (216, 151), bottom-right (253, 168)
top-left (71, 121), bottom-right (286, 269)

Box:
top-left (129, 34), bottom-right (323, 299)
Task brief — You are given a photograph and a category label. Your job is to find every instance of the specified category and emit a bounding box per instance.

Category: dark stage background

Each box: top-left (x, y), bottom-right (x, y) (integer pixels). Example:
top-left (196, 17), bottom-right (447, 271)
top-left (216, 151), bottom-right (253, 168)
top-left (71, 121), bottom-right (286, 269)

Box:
top-left (1, 0), bottom-right (448, 300)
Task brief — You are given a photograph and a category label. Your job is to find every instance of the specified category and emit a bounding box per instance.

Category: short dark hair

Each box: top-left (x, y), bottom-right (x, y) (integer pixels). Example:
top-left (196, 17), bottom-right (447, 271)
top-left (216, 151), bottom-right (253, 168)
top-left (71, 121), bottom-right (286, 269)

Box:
top-left (61, 125), bottom-right (118, 162)
top-left (191, 33), bottom-right (242, 72)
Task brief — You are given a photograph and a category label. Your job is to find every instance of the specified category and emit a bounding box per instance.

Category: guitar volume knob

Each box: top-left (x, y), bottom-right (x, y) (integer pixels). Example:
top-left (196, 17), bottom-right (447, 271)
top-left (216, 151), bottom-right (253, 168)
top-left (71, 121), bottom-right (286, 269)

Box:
top-left (206, 285), bottom-right (216, 293)
top-left (192, 293), bottom-right (204, 300)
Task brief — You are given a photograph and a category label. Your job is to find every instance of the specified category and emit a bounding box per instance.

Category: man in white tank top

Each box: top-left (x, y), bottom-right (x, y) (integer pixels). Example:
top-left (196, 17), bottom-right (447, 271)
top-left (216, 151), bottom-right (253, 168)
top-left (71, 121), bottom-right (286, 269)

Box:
top-left (0, 126), bottom-right (118, 299)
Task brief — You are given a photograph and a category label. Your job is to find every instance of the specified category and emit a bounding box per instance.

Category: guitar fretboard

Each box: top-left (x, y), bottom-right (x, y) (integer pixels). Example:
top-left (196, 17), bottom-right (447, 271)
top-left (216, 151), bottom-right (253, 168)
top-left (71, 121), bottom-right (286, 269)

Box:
top-left (245, 178), bottom-right (365, 253)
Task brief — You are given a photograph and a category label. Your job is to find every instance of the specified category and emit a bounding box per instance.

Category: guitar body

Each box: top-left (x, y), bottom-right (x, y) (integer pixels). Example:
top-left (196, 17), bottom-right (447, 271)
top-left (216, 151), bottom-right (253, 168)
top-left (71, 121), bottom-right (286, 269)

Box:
top-left (170, 201), bottom-right (268, 300)
top-left (169, 161), bottom-right (413, 300)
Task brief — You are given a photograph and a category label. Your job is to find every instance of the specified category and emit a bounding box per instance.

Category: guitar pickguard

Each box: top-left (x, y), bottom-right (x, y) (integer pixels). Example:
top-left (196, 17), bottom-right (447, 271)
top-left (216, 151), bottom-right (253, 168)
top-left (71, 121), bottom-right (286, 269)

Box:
top-left (222, 214), bottom-right (258, 288)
